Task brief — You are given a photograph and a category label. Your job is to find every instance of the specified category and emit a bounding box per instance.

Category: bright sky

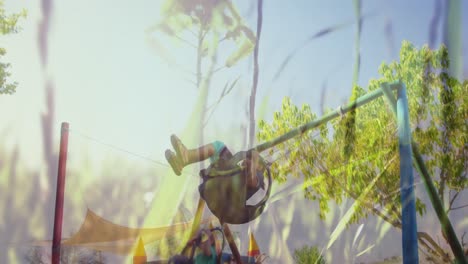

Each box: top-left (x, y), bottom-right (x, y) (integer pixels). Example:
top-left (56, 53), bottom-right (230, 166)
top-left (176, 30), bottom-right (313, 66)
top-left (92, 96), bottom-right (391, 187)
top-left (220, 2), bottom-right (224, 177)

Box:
top-left (2, 0), bottom-right (466, 170)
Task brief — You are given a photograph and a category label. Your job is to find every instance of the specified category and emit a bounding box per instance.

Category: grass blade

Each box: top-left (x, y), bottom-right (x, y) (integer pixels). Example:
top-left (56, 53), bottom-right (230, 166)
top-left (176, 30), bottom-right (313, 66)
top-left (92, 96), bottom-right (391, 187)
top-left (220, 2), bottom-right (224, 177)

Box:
top-left (272, 13), bottom-right (374, 82)
top-left (356, 244), bottom-right (375, 257)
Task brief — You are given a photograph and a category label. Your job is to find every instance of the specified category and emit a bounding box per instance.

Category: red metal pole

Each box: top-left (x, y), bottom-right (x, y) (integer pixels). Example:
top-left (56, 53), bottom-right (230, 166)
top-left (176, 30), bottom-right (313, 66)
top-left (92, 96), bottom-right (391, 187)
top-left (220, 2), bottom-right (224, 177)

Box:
top-left (52, 122), bottom-right (69, 264)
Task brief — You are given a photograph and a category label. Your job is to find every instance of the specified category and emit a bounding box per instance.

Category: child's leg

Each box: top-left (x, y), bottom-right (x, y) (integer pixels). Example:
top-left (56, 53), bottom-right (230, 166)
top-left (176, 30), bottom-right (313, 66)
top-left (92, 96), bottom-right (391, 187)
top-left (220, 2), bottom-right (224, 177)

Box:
top-left (171, 135), bottom-right (223, 164)
top-left (166, 135), bottom-right (227, 175)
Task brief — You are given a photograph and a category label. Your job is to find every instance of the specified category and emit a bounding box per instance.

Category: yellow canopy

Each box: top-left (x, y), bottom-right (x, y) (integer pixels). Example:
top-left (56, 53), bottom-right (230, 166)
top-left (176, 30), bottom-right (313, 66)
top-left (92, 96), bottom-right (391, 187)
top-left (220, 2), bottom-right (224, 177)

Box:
top-left (58, 208), bottom-right (214, 255)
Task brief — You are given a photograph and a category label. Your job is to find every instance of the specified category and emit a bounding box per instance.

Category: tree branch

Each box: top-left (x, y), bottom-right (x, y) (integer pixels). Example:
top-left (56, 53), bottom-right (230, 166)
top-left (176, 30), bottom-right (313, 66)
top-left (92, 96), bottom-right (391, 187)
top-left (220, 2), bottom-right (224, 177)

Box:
top-left (461, 231), bottom-right (467, 248)
top-left (209, 65), bottom-right (226, 75)
top-left (450, 204), bottom-right (468, 211)
top-left (173, 34), bottom-right (197, 49)
top-left (446, 190), bottom-right (460, 213)
top-left (196, 26), bottom-right (206, 89)
top-left (439, 174), bottom-right (447, 204)
top-left (381, 181), bottom-right (423, 202)
top-left (417, 232), bottom-right (452, 263)
top-left (317, 155), bottom-right (403, 228)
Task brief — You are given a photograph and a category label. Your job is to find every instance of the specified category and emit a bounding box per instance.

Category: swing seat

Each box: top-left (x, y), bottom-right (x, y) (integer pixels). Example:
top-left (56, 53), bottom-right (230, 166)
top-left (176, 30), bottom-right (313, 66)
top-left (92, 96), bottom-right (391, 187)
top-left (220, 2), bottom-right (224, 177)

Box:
top-left (198, 151), bottom-right (272, 224)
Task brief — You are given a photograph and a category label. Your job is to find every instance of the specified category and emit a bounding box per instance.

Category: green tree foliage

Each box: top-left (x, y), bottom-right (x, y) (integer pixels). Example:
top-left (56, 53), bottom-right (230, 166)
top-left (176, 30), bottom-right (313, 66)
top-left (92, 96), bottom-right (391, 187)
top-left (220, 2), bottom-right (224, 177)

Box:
top-left (293, 245), bottom-right (326, 264)
top-left (258, 41), bottom-right (467, 262)
top-left (149, 0), bottom-right (255, 69)
top-left (0, 0), bottom-right (26, 94)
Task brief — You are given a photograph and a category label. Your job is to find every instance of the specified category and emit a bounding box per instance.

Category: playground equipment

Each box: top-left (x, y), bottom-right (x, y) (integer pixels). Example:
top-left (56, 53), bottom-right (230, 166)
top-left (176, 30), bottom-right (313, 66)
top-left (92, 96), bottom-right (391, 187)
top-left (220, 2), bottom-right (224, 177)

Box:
top-left (198, 150), bottom-right (272, 224)
top-left (180, 81), bottom-right (466, 264)
top-left (168, 227), bottom-right (263, 264)
top-left (51, 81), bottom-right (467, 264)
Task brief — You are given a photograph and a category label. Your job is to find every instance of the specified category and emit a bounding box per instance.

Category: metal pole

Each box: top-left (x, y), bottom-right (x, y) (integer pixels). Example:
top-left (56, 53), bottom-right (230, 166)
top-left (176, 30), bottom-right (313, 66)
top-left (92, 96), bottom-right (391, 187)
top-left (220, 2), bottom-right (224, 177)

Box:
top-left (412, 145), bottom-right (467, 264)
top-left (396, 85), bottom-right (419, 263)
top-left (382, 83), bottom-right (467, 264)
top-left (209, 82), bottom-right (400, 178)
top-left (52, 122), bottom-right (69, 264)
top-left (222, 223), bottom-right (242, 264)
top-left (254, 82), bottom-right (400, 153)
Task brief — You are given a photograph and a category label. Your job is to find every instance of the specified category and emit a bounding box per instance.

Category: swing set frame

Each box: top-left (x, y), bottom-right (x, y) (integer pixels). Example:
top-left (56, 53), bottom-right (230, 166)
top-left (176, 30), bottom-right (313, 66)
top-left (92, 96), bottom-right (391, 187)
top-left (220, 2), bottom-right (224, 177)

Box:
top-left (51, 81), bottom-right (466, 264)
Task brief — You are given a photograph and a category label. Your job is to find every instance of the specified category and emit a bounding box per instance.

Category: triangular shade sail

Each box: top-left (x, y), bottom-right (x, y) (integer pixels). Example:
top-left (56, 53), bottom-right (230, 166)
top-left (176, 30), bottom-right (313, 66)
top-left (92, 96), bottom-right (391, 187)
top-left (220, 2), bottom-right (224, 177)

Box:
top-left (51, 208), bottom-right (214, 255)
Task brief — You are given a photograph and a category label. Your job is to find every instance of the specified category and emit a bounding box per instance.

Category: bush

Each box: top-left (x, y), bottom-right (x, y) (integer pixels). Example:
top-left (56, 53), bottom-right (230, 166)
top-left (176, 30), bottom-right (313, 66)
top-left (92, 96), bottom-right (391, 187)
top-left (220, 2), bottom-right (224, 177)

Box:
top-left (293, 245), bottom-right (326, 264)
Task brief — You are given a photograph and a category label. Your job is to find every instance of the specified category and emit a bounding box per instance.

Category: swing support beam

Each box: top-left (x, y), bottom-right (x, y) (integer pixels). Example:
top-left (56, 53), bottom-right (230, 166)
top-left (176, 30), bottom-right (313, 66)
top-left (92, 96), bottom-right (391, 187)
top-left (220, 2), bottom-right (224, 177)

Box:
top-left (383, 83), bottom-right (419, 263)
top-left (254, 83), bottom-right (398, 153)
top-left (252, 81), bottom-right (465, 264)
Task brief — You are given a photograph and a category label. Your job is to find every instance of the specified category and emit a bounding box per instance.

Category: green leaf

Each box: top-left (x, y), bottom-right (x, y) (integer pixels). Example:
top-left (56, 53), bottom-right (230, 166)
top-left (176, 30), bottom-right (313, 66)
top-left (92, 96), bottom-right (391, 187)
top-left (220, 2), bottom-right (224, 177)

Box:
top-left (1, 2), bottom-right (26, 94)
top-left (225, 33), bottom-right (255, 67)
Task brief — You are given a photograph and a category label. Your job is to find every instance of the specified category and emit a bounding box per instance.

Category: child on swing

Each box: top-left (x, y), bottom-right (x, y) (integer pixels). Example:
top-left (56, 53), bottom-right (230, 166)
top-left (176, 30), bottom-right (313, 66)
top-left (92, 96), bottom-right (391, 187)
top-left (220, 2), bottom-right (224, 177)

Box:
top-left (165, 135), bottom-right (265, 191)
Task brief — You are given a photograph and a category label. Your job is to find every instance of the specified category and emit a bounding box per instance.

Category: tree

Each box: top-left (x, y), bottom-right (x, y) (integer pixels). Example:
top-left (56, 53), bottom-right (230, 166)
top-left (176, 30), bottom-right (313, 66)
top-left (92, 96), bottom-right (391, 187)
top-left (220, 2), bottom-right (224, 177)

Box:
top-left (146, 0), bottom-right (256, 136)
top-left (0, 0), bottom-right (26, 94)
top-left (257, 41), bottom-right (467, 263)
top-left (150, 0), bottom-right (256, 72)
top-left (293, 245), bottom-right (326, 264)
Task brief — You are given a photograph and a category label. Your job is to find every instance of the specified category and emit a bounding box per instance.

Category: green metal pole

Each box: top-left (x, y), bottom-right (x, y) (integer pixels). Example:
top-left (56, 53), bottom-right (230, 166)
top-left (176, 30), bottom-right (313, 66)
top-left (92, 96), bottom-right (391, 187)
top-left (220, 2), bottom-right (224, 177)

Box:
top-left (412, 145), bottom-right (467, 264)
top-left (251, 81), bottom-right (465, 262)
top-left (254, 82), bottom-right (400, 153)
top-left (382, 82), bottom-right (467, 264)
